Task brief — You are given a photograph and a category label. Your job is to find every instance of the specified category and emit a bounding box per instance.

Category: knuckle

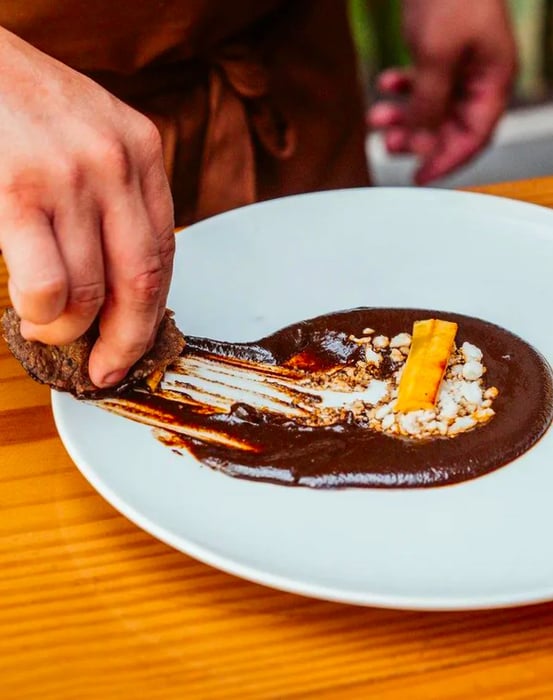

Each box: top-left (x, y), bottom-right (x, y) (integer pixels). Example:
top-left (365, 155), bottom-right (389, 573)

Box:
top-left (149, 191), bottom-right (175, 242)
top-left (128, 261), bottom-right (163, 304)
top-left (69, 280), bottom-right (105, 316)
top-left (58, 160), bottom-right (86, 193)
top-left (137, 117), bottom-right (163, 159)
top-left (158, 226), bottom-right (176, 264)
top-left (115, 336), bottom-right (150, 363)
top-left (96, 137), bottom-right (133, 184)
top-left (0, 173), bottom-right (43, 214)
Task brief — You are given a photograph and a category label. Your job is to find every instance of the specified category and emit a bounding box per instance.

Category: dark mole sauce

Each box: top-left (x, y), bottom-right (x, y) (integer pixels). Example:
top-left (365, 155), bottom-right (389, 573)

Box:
top-left (124, 308), bottom-right (553, 488)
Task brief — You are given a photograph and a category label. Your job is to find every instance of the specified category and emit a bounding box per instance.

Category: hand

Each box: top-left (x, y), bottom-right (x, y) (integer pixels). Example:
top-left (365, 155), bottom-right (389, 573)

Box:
top-left (0, 27), bottom-right (175, 387)
top-left (367, 0), bottom-right (517, 184)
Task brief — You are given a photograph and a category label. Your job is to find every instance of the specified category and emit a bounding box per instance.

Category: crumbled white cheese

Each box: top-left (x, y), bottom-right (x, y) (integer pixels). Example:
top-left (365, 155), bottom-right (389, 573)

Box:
top-left (462, 360), bottom-right (484, 380)
top-left (439, 393), bottom-right (459, 419)
top-left (461, 341), bottom-right (483, 362)
top-left (448, 416), bottom-right (477, 435)
top-left (390, 348), bottom-right (404, 363)
top-left (381, 413), bottom-right (395, 430)
top-left (473, 407), bottom-right (495, 421)
top-left (365, 347), bottom-right (382, 365)
top-left (460, 381), bottom-right (483, 406)
top-left (375, 403), bottom-right (393, 420)
top-left (398, 412), bottom-right (421, 435)
top-left (373, 335), bottom-right (389, 350)
top-left (363, 380), bottom-right (389, 405)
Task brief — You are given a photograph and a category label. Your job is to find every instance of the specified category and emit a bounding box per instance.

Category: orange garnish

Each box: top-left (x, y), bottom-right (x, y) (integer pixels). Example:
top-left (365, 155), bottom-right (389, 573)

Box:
top-left (395, 319), bottom-right (458, 412)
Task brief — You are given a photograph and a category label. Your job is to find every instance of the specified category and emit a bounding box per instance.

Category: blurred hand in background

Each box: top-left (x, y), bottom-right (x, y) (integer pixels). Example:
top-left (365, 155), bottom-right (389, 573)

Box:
top-left (367, 0), bottom-right (517, 184)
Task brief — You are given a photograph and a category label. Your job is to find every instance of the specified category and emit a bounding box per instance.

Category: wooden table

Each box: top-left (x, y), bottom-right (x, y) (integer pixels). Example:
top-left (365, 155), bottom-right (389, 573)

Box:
top-left (2, 177), bottom-right (553, 700)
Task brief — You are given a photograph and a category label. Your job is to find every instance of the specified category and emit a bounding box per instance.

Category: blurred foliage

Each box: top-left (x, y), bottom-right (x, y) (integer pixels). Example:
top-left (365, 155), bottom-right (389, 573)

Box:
top-left (350, 0), bottom-right (553, 103)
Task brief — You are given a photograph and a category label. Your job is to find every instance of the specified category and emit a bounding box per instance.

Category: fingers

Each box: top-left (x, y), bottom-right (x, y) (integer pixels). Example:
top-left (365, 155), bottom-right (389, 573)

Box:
top-left (415, 61), bottom-right (512, 185)
top-left (377, 67), bottom-right (413, 95)
top-left (414, 121), bottom-right (489, 186)
top-left (408, 56), bottom-right (455, 130)
top-left (408, 130), bottom-right (438, 157)
top-left (461, 70), bottom-right (511, 142)
top-left (372, 56), bottom-right (456, 131)
top-left (368, 103), bottom-right (406, 130)
top-left (368, 68), bottom-right (411, 156)
top-left (0, 37), bottom-right (176, 391)
top-left (136, 122), bottom-right (175, 329)
top-left (384, 128), bottom-right (410, 154)
top-left (20, 198), bottom-right (105, 345)
top-left (368, 68), bottom-right (412, 131)
top-left (87, 190), bottom-right (165, 388)
top-left (0, 208), bottom-right (68, 325)
top-left (369, 66), bottom-right (441, 157)
top-left (414, 124), bottom-right (479, 185)
top-left (370, 37), bottom-right (512, 182)
top-left (83, 118), bottom-right (173, 389)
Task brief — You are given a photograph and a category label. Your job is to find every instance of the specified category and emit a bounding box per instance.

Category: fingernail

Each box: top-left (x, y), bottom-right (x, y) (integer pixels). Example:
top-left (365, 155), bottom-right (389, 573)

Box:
top-left (99, 368), bottom-right (128, 387)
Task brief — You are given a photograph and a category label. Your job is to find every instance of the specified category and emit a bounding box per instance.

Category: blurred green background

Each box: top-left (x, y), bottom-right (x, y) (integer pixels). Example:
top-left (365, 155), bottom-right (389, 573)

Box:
top-left (349, 0), bottom-right (553, 104)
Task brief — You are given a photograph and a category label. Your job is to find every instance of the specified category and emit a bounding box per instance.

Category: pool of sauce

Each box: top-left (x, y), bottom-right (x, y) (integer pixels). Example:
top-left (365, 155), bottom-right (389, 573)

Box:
top-left (120, 308), bottom-right (553, 488)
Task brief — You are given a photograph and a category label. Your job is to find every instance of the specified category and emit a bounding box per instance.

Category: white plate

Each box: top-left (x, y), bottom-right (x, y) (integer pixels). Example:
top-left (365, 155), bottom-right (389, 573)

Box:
top-left (52, 188), bottom-right (553, 611)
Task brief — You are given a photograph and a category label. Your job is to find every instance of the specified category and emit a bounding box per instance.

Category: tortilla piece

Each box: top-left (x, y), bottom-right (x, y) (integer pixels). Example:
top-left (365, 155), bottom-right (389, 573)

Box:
top-left (1, 307), bottom-right (185, 398)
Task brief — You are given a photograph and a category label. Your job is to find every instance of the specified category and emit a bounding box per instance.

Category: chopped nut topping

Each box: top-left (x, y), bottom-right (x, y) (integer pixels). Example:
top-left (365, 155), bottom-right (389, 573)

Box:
top-left (390, 333), bottom-right (412, 348)
top-left (298, 322), bottom-right (499, 441)
top-left (365, 347), bottom-right (383, 365)
top-left (373, 335), bottom-right (390, 350)
top-left (390, 348), bottom-right (404, 363)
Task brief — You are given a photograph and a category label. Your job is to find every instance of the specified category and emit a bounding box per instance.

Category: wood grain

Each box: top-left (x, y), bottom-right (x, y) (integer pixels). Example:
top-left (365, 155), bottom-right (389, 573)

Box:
top-left (2, 177), bottom-right (553, 700)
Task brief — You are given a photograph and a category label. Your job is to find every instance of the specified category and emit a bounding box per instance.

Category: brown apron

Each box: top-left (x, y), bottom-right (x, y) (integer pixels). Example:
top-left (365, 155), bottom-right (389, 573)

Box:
top-left (0, 1), bottom-right (369, 225)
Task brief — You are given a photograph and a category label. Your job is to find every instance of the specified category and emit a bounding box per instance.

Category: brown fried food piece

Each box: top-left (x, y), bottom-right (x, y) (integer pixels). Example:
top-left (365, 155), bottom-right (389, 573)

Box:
top-left (1, 308), bottom-right (185, 398)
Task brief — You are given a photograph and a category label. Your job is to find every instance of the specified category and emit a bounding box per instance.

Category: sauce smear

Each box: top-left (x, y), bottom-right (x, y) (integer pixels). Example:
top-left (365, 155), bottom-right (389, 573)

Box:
top-left (104, 308), bottom-right (553, 488)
